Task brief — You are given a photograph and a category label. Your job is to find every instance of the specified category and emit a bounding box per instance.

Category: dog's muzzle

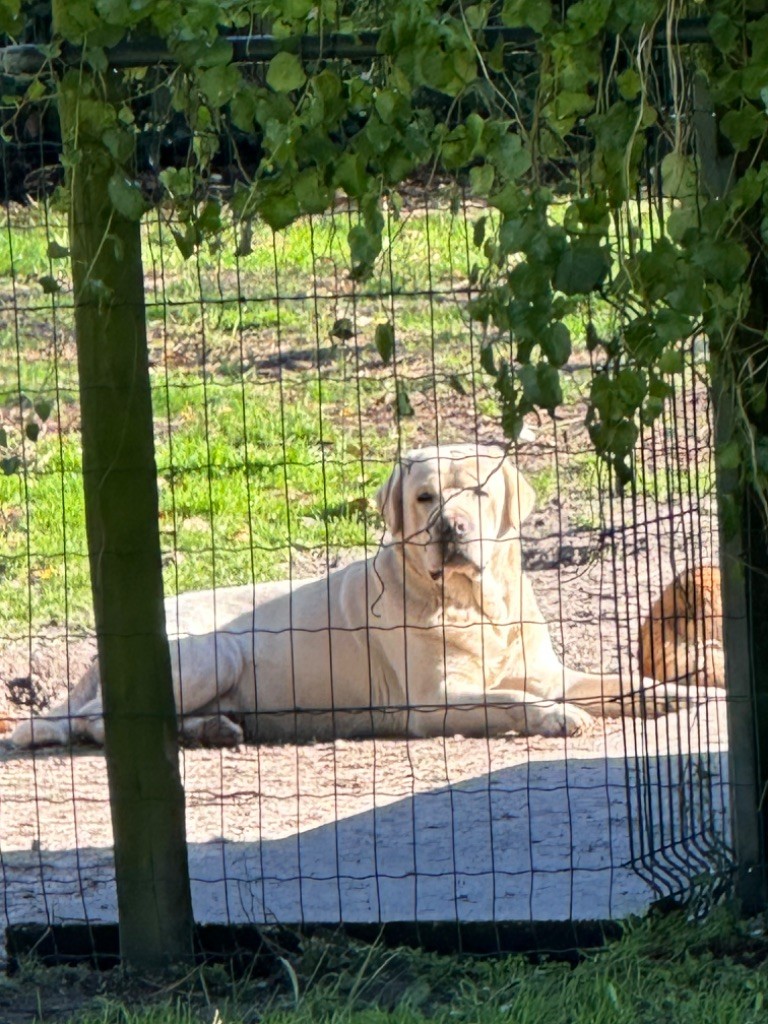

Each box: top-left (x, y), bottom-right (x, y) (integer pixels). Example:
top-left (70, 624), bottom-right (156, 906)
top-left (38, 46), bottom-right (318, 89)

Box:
top-left (429, 512), bottom-right (478, 581)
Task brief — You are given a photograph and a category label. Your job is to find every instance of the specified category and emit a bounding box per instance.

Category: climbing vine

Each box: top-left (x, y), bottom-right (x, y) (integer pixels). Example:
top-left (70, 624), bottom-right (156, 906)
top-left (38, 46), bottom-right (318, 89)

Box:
top-left (1, 0), bottom-right (766, 515)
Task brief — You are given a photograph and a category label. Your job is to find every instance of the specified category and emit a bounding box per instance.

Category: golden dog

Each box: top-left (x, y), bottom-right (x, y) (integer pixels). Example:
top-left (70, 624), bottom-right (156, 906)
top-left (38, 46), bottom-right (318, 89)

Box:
top-left (639, 565), bottom-right (724, 689)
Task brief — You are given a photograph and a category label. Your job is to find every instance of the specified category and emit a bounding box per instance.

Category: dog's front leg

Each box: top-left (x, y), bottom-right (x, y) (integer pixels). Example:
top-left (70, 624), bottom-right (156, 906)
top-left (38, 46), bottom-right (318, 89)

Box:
top-left (170, 628), bottom-right (247, 720)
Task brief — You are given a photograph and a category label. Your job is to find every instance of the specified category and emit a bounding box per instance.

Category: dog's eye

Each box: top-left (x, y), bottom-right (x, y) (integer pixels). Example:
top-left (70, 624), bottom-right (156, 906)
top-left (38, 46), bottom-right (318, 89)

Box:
top-left (473, 487), bottom-right (489, 498)
top-left (417, 491), bottom-right (435, 503)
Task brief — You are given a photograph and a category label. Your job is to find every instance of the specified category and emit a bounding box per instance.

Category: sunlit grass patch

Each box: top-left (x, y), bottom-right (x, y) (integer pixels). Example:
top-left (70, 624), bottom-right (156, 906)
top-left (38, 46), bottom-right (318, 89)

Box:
top-left (0, 198), bottom-right (709, 633)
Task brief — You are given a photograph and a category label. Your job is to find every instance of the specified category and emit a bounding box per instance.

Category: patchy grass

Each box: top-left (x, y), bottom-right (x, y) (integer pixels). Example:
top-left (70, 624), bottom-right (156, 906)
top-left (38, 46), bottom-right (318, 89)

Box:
top-left (0, 199), bottom-right (710, 633)
top-left (0, 202), bottom-right (506, 633)
top-left (1, 909), bottom-right (767, 1024)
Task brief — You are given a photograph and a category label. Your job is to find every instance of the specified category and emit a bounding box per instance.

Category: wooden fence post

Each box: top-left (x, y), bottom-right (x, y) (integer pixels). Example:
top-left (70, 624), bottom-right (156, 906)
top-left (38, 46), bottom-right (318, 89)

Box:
top-left (695, 79), bottom-right (767, 911)
top-left (53, 40), bottom-right (195, 965)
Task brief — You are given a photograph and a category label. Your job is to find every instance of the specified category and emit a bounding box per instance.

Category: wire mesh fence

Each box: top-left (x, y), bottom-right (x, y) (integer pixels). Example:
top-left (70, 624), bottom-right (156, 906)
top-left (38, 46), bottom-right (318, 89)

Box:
top-left (0, 28), bottom-right (735, 963)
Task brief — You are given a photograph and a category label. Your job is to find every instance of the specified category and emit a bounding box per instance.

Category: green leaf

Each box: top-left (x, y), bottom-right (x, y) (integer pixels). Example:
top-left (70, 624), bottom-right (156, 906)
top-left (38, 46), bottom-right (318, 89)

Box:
top-left (199, 64), bottom-right (241, 108)
top-left (487, 131), bottom-right (532, 181)
top-left (658, 348), bottom-right (685, 374)
top-left (198, 36), bottom-right (234, 68)
top-left (554, 243), bottom-right (610, 294)
top-left (101, 126), bottom-right (133, 164)
top-left (541, 322), bottom-right (571, 367)
top-left (0, 426), bottom-right (7, 447)
top-left (536, 362), bottom-right (562, 411)
top-left (96, 0), bottom-right (130, 26)
top-left (609, 420), bottom-right (638, 459)
top-left (489, 182), bottom-right (526, 216)
top-left (108, 173), bottom-right (146, 220)
top-left (231, 87), bottom-right (258, 132)
top-left (502, 0), bottom-right (551, 32)
top-left (374, 89), bottom-right (399, 125)
top-left (666, 205), bottom-right (698, 243)
top-left (160, 167), bottom-right (195, 200)
top-left (375, 322), bottom-right (395, 365)
top-left (34, 399), bottom-right (52, 421)
top-left (448, 373), bottom-right (468, 395)
top-left (47, 241), bottom-right (70, 260)
top-left (517, 361), bottom-right (562, 411)
top-left (1, 456), bottom-right (21, 475)
top-left (440, 124), bottom-right (473, 170)
top-left (171, 225), bottom-right (197, 259)
top-left (38, 275), bottom-right (61, 294)
top-left (616, 69), bottom-right (641, 101)
top-left (660, 153), bottom-right (697, 199)
top-left (549, 91), bottom-right (594, 125)
top-left (690, 238), bottom-right (749, 290)
top-left (330, 318), bottom-right (355, 341)
top-left (348, 223), bottom-right (382, 280)
top-left (652, 308), bottom-right (693, 343)
top-left (720, 104), bottom-right (766, 151)
top-left (480, 342), bottom-right (496, 375)
top-left (0, 0), bottom-right (22, 35)
top-left (283, 0), bottom-right (314, 16)
top-left (746, 382), bottom-right (767, 416)
top-left (266, 52), bottom-right (307, 93)
top-left (567, 0), bottom-right (612, 37)
top-left (196, 200), bottom-right (222, 236)
top-left (259, 190), bottom-right (301, 230)
top-left (441, 44), bottom-right (477, 96)
top-left (469, 163), bottom-right (495, 196)
top-left (395, 381), bottom-right (414, 418)
top-left (25, 422), bottom-right (40, 442)
top-left (709, 12), bottom-right (739, 53)
top-left (465, 4), bottom-right (489, 30)
top-left (591, 372), bottom-right (643, 422)
top-left (294, 168), bottom-right (331, 215)
top-left (334, 153), bottom-right (368, 198)
top-left (615, 367), bottom-right (647, 411)
top-left (730, 169), bottom-right (763, 212)
top-left (641, 395), bottom-right (665, 426)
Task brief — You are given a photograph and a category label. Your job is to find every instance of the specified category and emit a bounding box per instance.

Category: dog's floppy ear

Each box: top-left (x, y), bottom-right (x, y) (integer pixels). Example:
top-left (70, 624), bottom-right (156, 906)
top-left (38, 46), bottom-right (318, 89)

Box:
top-left (499, 456), bottom-right (536, 537)
top-left (376, 462), bottom-right (404, 537)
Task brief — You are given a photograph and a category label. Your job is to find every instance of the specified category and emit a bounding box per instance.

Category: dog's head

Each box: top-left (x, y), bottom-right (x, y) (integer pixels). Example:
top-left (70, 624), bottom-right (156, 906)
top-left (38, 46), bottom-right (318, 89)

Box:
top-left (376, 443), bottom-right (535, 584)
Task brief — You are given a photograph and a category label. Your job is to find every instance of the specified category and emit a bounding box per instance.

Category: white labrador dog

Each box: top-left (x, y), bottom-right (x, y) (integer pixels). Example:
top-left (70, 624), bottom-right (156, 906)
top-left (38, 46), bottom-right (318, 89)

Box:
top-left (11, 443), bottom-right (690, 749)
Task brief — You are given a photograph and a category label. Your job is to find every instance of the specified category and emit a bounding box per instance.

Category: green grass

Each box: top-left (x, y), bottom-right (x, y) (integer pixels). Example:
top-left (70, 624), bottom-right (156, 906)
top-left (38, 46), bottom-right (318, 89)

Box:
top-left (0, 201), bottom-right (502, 632)
top-left (0, 198), bottom-right (712, 633)
top-left (4, 910), bottom-right (768, 1024)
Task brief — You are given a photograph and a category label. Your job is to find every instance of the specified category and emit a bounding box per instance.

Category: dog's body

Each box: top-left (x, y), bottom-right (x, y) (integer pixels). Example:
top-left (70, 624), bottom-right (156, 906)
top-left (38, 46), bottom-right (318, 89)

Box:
top-left (639, 565), bottom-right (724, 689)
top-left (12, 444), bottom-right (696, 749)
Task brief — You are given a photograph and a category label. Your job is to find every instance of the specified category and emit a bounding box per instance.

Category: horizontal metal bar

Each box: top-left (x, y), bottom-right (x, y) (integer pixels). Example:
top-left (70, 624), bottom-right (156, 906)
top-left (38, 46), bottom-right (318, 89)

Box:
top-left (0, 18), bottom-right (713, 77)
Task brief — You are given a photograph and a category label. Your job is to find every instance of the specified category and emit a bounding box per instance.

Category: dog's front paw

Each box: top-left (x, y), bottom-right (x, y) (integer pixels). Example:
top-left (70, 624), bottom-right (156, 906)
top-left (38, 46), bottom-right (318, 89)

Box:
top-left (73, 715), bottom-right (105, 745)
top-left (11, 717), bottom-right (69, 749)
top-left (529, 701), bottom-right (594, 738)
top-left (198, 715), bottom-right (244, 748)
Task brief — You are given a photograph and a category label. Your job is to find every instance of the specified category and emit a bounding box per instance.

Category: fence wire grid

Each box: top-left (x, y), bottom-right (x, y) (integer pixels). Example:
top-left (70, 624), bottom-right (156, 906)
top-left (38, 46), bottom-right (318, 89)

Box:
top-left (0, 46), bottom-right (733, 962)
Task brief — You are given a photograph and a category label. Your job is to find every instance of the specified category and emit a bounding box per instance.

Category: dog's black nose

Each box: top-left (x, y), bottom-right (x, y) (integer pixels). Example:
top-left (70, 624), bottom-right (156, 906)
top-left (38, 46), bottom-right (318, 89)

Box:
top-left (440, 513), bottom-right (471, 541)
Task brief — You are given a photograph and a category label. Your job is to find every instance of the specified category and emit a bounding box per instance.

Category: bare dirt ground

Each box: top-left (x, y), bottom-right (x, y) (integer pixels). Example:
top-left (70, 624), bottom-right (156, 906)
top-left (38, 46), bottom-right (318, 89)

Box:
top-left (0, 332), bottom-right (728, 984)
top-left (0, 478), bottom-right (726, 848)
